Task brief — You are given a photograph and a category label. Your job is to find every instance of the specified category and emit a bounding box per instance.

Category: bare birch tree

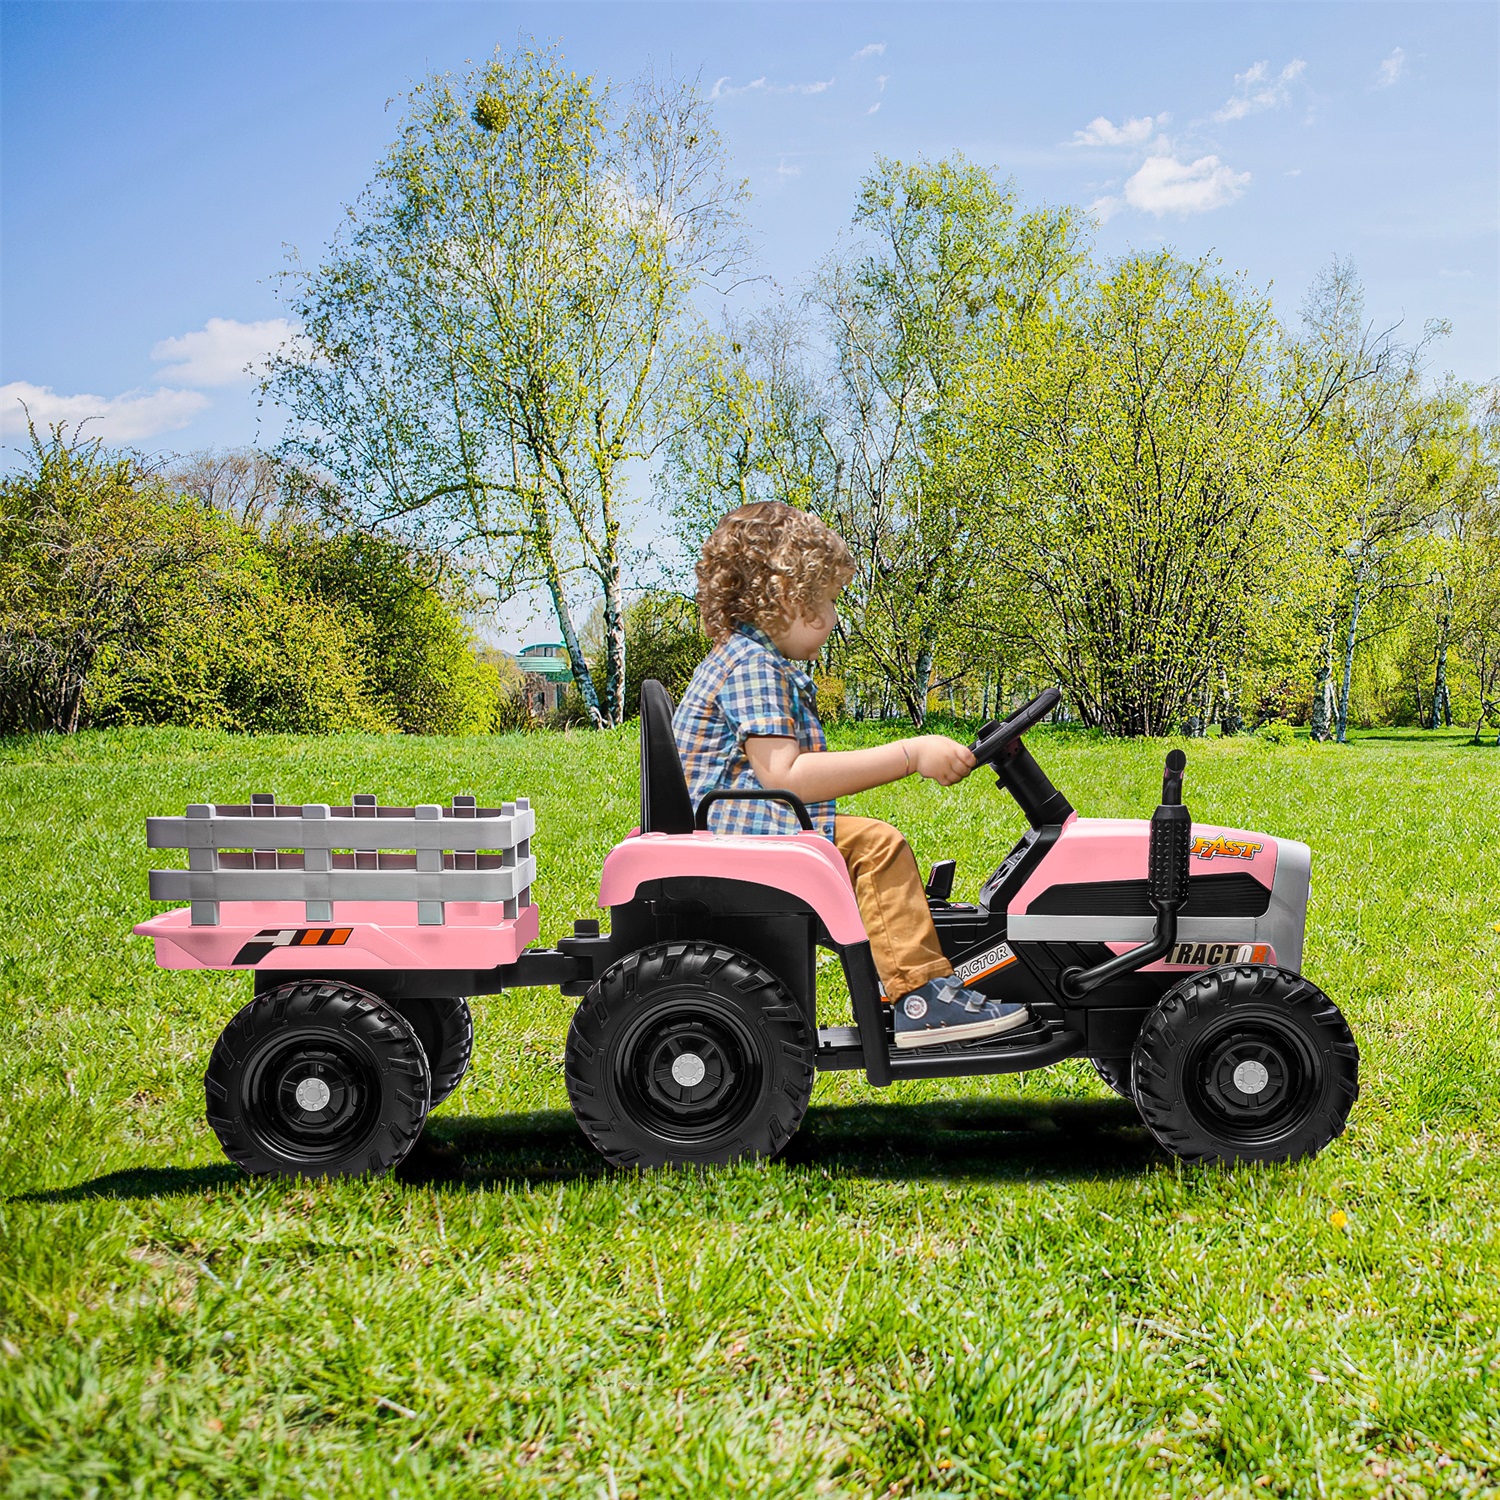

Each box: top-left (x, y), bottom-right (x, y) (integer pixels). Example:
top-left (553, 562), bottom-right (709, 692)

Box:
top-left (265, 46), bottom-right (747, 726)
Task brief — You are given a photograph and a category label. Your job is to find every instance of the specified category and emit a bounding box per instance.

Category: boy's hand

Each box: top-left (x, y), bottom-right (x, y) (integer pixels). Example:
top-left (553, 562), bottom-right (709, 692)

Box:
top-left (908, 736), bottom-right (977, 786)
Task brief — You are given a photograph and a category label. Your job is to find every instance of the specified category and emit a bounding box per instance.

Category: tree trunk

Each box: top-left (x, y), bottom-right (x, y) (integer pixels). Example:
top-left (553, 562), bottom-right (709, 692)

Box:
top-left (1334, 586), bottom-right (1364, 744)
top-left (910, 639), bottom-right (935, 729)
top-left (527, 497), bottom-right (604, 726)
top-left (1309, 614), bottom-right (1337, 742)
top-left (543, 577), bottom-right (602, 727)
top-left (600, 562), bottom-right (626, 729)
top-left (991, 664), bottom-right (1004, 721)
top-left (1430, 586), bottom-right (1452, 728)
top-left (1218, 665), bottom-right (1242, 737)
top-left (51, 641), bottom-right (96, 734)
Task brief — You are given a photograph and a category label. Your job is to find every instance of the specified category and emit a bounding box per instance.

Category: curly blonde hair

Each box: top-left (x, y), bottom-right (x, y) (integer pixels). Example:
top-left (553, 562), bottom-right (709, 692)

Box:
top-left (696, 502), bottom-right (855, 643)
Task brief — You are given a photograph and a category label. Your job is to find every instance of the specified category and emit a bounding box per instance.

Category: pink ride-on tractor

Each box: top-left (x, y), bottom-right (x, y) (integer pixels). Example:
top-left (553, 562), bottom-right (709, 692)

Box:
top-left (135, 684), bottom-right (1359, 1179)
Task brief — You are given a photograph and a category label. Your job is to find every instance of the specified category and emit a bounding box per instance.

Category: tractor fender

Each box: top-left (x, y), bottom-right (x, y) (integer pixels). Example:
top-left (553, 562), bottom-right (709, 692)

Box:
top-left (598, 831), bottom-right (867, 945)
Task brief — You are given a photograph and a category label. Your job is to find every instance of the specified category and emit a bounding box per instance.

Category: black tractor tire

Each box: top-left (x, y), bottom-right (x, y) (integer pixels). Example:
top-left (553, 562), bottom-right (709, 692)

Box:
top-left (205, 980), bottom-right (430, 1180)
top-left (389, 996), bottom-right (473, 1108)
top-left (1090, 1056), bottom-right (1135, 1100)
top-left (1132, 965), bottom-right (1359, 1166)
top-left (564, 942), bottom-right (816, 1170)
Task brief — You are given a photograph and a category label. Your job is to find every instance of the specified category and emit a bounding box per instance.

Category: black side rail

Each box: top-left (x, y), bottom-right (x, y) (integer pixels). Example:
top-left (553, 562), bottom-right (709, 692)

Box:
top-left (1061, 750), bottom-right (1190, 999)
top-left (693, 787), bottom-right (815, 832)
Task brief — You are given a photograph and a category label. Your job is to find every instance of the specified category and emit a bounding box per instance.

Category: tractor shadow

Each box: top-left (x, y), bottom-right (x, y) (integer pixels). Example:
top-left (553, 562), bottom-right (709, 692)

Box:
top-left (16, 1098), bottom-right (1160, 1203)
top-left (422, 1096), bottom-right (1161, 1188)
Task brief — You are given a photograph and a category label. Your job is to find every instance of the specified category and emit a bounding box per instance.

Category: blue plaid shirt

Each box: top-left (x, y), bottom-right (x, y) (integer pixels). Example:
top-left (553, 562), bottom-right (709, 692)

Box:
top-left (673, 622), bottom-right (836, 838)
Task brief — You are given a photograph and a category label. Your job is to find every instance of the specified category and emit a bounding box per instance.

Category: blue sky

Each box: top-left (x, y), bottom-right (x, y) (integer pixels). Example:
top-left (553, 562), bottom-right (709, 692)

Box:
top-left (3, 1), bottom-right (1495, 462)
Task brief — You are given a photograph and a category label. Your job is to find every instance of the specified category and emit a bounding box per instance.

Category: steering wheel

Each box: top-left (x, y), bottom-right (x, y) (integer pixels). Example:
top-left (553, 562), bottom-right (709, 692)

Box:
top-left (970, 687), bottom-right (1062, 766)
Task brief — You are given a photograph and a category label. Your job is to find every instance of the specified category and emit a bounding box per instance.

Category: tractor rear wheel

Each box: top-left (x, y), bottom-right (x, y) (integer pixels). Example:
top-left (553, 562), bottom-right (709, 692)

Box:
top-left (1132, 965), bottom-right (1358, 1165)
top-left (565, 942), bottom-right (815, 1170)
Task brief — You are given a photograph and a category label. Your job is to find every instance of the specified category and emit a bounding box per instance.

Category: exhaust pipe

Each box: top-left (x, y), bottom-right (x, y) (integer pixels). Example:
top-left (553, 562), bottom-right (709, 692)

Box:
top-left (1060, 750), bottom-right (1190, 1000)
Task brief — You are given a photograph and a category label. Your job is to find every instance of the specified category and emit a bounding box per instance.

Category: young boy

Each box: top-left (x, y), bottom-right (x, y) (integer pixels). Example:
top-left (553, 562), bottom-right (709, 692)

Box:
top-left (673, 501), bottom-right (1031, 1048)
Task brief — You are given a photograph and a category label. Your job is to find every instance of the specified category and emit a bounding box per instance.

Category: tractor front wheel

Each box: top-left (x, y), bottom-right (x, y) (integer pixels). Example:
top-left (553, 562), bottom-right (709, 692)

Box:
top-left (1090, 1056), bottom-right (1135, 1100)
top-left (1132, 965), bottom-right (1358, 1165)
top-left (565, 942), bottom-right (815, 1170)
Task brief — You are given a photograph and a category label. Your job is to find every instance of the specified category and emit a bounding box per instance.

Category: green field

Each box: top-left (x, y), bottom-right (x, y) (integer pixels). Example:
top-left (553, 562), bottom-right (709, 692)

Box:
top-left (1, 725), bottom-right (1497, 1498)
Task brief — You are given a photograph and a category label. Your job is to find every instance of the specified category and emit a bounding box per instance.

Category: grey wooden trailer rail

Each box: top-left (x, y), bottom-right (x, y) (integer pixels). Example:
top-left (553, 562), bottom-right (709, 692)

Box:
top-left (147, 793), bottom-right (536, 926)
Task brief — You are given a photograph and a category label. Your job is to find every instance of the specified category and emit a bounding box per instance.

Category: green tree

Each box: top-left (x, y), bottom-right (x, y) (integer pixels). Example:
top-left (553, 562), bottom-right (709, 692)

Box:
top-left (1453, 388), bottom-right (1500, 742)
top-left (815, 159), bottom-right (1085, 725)
top-left (266, 45), bottom-right (748, 728)
top-left (0, 426), bottom-right (226, 733)
top-left (619, 592), bottom-right (709, 717)
top-left (1288, 260), bottom-right (1485, 742)
top-left (959, 253), bottom-right (1331, 736)
top-left (1301, 363), bottom-right (1478, 741)
top-left (657, 158), bottom-right (1085, 726)
top-left (656, 300), bottom-right (832, 555)
top-left (267, 527), bottom-right (500, 734)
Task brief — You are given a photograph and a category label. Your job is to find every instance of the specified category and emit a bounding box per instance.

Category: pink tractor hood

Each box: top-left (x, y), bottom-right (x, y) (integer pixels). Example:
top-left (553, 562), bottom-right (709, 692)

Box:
top-left (1008, 817), bottom-right (1279, 912)
top-left (1006, 815), bottom-right (1295, 975)
top-left (598, 831), bottom-right (868, 945)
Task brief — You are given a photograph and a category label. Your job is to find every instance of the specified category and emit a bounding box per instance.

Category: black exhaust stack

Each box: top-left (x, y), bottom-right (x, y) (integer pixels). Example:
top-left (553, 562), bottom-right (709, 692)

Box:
top-left (1060, 750), bottom-right (1191, 1000)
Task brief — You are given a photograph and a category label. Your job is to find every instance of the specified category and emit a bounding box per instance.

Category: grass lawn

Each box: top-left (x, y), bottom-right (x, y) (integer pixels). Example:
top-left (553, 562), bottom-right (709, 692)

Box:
top-left (1, 723), bottom-right (1497, 1498)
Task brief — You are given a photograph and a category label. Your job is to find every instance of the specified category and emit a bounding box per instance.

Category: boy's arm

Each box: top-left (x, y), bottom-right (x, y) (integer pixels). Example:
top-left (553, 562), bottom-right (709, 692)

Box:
top-left (744, 734), bottom-right (976, 802)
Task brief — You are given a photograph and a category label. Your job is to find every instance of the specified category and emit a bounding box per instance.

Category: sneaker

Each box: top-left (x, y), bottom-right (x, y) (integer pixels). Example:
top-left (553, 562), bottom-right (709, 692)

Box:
top-left (892, 975), bottom-right (1032, 1050)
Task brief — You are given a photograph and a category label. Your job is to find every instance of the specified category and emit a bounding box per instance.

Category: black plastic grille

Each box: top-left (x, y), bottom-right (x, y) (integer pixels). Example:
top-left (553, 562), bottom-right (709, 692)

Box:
top-left (1026, 872), bottom-right (1272, 917)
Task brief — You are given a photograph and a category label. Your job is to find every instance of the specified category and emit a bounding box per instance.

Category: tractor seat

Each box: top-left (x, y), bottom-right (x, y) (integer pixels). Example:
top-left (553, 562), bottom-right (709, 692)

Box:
top-left (638, 679), bottom-right (696, 835)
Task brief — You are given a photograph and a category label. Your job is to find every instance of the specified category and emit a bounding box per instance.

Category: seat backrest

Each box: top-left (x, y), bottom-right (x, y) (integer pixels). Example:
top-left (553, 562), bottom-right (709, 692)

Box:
top-left (639, 679), bottom-right (696, 834)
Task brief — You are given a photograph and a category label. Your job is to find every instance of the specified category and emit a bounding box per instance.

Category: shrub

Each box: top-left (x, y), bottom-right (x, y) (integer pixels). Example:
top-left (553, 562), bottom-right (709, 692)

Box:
top-left (620, 594), bottom-right (709, 717)
top-left (0, 427), bottom-right (231, 733)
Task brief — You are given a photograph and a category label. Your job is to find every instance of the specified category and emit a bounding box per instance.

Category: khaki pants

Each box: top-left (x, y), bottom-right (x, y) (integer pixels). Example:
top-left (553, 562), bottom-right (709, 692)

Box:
top-left (832, 815), bottom-right (953, 1001)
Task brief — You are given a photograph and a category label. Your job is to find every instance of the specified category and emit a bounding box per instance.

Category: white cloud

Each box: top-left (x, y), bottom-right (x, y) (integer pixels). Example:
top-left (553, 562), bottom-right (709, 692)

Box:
top-left (875, 74), bottom-right (887, 92)
top-left (150, 316), bottom-right (299, 386)
top-left (1088, 195), bottom-right (1125, 223)
top-left (1072, 114), bottom-right (1160, 147)
top-left (1376, 48), bottom-right (1406, 87)
top-left (867, 102), bottom-right (881, 115)
top-left (1214, 59), bottom-right (1305, 121)
top-left (0, 380), bottom-right (209, 442)
top-left (710, 76), bottom-right (834, 99)
top-left (1123, 154), bottom-right (1251, 215)
top-left (852, 42), bottom-right (885, 60)
top-left (775, 158), bottom-right (802, 178)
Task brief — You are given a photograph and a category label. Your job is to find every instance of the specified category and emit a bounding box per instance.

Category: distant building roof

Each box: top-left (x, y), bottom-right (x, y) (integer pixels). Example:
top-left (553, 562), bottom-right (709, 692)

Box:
top-left (516, 643), bottom-right (572, 681)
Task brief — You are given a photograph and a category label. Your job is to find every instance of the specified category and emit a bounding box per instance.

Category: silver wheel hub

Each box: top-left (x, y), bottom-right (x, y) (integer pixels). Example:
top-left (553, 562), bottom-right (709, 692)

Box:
top-left (1233, 1059), bottom-right (1270, 1096)
top-left (671, 1052), bottom-right (707, 1088)
top-left (295, 1076), bottom-right (332, 1112)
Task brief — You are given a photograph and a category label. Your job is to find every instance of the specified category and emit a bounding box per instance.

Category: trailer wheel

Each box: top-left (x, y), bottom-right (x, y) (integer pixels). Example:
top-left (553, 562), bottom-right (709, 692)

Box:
top-left (205, 981), bottom-right (430, 1179)
top-left (389, 996), bottom-right (473, 1108)
top-left (565, 942), bottom-right (815, 1170)
top-left (1090, 1056), bottom-right (1135, 1100)
top-left (1132, 965), bottom-right (1359, 1165)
